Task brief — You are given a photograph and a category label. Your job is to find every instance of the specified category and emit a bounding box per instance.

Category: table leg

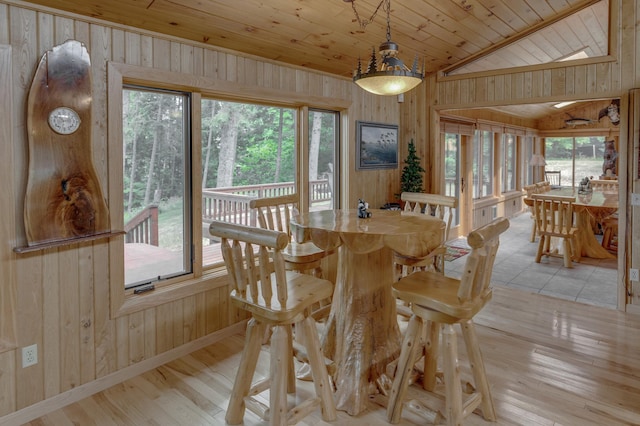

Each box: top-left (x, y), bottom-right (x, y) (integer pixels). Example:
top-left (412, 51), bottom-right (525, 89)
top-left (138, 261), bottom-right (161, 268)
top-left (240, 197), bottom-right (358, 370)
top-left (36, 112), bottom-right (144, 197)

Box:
top-left (321, 245), bottom-right (401, 415)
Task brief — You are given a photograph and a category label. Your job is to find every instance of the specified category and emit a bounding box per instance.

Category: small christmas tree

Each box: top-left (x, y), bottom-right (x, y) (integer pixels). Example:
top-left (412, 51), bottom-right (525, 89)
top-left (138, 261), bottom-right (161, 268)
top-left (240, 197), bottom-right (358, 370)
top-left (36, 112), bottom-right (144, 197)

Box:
top-left (399, 139), bottom-right (425, 196)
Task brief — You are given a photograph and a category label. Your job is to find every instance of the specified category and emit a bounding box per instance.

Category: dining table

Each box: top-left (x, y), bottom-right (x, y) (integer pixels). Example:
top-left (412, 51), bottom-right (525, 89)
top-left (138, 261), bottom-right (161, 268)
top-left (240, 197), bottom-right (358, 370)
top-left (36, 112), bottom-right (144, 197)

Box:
top-left (525, 187), bottom-right (618, 259)
top-left (289, 208), bottom-right (445, 416)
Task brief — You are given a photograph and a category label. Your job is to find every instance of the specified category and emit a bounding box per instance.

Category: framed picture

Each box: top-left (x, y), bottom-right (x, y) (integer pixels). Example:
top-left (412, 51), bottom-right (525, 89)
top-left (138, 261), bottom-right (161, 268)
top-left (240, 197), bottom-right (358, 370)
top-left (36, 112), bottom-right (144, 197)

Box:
top-left (356, 121), bottom-right (399, 170)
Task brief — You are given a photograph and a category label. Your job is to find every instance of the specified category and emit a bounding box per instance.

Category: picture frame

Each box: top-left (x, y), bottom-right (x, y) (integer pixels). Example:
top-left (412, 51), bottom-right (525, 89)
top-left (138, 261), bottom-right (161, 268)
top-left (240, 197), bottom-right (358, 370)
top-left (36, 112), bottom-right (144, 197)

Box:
top-left (356, 121), bottom-right (399, 170)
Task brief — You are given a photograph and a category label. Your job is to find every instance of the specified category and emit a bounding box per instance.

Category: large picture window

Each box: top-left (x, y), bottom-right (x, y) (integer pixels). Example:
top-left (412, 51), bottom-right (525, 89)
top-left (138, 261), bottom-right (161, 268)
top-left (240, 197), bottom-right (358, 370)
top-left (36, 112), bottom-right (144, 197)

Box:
top-left (544, 136), bottom-right (609, 187)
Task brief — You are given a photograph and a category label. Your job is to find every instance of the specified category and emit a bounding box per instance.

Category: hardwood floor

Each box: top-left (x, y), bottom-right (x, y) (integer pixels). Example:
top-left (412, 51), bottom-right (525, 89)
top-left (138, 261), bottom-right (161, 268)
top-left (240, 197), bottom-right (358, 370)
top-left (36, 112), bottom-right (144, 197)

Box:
top-left (25, 284), bottom-right (640, 425)
top-left (22, 214), bottom-right (627, 425)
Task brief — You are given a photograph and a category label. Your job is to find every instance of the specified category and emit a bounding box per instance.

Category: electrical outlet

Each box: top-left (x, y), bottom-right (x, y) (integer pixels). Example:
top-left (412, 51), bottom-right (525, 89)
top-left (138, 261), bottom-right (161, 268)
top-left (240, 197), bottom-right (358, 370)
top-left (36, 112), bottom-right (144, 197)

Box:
top-left (630, 269), bottom-right (640, 282)
top-left (632, 194), bottom-right (640, 206)
top-left (22, 344), bottom-right (37, 368)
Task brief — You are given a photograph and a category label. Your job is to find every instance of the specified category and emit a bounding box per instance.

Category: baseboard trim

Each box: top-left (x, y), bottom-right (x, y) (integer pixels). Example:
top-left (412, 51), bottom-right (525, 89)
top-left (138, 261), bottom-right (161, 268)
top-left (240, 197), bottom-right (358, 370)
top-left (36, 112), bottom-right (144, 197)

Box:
top-left (0, 321), bottom-right (247, 426)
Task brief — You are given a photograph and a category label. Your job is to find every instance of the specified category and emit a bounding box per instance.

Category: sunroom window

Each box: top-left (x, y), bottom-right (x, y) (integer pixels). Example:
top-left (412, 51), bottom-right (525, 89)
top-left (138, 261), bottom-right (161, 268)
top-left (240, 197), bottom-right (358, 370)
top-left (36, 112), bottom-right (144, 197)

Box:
top-left (502, 133), bottom-right (516, 192)
top-left (472, 130), bottom-right (494, 199)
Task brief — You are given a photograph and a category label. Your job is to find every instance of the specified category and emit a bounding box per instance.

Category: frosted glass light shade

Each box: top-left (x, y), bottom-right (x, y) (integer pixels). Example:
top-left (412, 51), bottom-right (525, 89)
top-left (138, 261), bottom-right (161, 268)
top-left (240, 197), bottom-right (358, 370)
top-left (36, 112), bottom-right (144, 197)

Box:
top-left (354, 71), bottom-right (423, 96)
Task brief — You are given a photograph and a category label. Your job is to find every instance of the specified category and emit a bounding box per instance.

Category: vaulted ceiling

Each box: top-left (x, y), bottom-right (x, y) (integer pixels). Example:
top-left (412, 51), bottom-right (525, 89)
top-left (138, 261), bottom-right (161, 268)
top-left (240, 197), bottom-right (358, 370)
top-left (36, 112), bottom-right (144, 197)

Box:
top-left (25, 0), bottom-right (609, 119)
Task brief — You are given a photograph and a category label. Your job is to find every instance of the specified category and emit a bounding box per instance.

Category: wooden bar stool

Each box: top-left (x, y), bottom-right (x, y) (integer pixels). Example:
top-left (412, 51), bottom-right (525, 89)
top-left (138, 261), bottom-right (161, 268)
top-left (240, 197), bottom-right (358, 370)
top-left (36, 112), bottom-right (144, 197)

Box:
top-left (251, 194), bottom-right (335, 320)
top-left (387, 217), bottom-right (509, 426)
top-left (394, 192), bottom-right (458, 278)
top-left (209, 221), bottom-right (336, 425)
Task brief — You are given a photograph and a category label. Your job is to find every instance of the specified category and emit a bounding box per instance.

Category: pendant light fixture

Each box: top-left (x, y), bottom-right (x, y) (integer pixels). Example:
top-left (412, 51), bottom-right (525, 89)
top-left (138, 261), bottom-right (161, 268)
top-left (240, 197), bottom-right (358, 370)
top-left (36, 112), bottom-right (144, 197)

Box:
top-left (349, 0), bottom-right (424, 96)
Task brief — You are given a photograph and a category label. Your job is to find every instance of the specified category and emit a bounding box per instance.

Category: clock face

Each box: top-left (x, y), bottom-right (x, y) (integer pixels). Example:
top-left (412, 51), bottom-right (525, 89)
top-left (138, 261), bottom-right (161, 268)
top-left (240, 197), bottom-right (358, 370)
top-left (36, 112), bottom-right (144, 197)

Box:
top-left (48, 107), bottom-right (81, 135)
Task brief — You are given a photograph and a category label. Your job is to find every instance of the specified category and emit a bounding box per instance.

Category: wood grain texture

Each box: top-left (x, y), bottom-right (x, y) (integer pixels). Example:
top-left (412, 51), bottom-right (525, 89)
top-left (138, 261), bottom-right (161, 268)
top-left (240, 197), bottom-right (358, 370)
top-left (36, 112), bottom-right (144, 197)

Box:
top-left (0, 3), bottom-right (363, 422)
top-left (291, 209), bottom-right (445, 415)
top-left (24, 285), bottom-right (640, 426)
top-left (0, 45), bottom-right (17, 354)
top-left (0, 0), bottom-right (637, 423)
top-left (17, 0), bottom-right (607, 80)
top-left (24, 40), bottom-right (110, 246)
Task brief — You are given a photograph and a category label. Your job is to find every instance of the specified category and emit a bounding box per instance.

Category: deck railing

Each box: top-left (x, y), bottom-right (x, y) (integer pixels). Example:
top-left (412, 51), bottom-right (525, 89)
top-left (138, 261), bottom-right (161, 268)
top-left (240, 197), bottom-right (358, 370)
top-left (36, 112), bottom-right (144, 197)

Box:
top-left (124, 205), bottom-right (159, 245)
top-left (125, 180), bottom-right (331, 242)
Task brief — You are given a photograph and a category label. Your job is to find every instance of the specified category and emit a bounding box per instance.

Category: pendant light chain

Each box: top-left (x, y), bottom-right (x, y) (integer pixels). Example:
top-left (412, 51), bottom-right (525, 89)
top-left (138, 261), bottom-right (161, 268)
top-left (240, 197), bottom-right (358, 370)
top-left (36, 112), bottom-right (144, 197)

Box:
top-left (349, 0), bottom-right (386, 31)
top-left (385, 0), bottom-right (391, 42)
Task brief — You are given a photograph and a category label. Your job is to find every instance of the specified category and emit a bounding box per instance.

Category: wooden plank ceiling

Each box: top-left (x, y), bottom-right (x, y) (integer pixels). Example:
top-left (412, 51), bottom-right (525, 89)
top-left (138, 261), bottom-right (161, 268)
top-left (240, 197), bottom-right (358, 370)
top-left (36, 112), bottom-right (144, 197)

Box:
top-left (24, 0), bottom-right (608, 119)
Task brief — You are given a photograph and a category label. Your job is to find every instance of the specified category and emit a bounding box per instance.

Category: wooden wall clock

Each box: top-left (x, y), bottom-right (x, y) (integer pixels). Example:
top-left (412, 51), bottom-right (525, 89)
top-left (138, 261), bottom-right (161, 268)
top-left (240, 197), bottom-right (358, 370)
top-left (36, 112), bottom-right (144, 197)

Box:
top-left (21, 39), bottom-right (113, 249)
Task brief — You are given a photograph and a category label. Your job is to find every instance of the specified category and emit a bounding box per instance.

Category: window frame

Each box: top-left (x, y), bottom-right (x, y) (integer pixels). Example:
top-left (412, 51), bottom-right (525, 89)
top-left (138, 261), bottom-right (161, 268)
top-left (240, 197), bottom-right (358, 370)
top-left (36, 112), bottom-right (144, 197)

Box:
top-left (472, 130), bottom-right (494, 199)
top-left (122, 85), bottom-right (194, 289)
top-left (501, 133), bottom-right (516, 193)
top-left (107, 62), bottom-right (349, 318)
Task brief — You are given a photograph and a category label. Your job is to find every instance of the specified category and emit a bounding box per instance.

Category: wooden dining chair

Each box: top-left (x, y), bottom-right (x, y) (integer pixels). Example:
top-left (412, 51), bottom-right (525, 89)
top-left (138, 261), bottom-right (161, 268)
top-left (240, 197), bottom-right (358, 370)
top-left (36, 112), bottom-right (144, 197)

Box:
top-left (209, 221), bottom-right (336, 425)
top-left (523, 184), bottom-right (539, 242)
top-left (601, 214), bottom-right (618, 252)
top-left (545, 171), bottom-right (562, 188)
top-left (386, 217), bottom-right (509, 426)
top-left (250, 194), bottom-right (334, 320)
top-left (395, 192), bottom-right (458, 278)
top-left (531, 193), bottom-right (581, 268)
top-left (535, 180), bottom-right (551, 193)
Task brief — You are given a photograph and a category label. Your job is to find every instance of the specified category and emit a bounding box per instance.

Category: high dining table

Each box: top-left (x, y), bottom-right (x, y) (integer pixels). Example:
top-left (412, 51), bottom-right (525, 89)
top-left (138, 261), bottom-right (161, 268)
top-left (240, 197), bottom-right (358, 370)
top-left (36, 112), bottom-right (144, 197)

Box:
top-left (526, 187), bottom-right (618, 260)
top-left (290, 209), bottom-right (445, 415)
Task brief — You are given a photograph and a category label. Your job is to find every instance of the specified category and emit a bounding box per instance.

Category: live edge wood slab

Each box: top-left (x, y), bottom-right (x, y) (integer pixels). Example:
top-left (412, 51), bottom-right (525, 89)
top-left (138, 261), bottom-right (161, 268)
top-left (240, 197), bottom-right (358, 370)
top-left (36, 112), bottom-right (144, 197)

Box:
top-left (290, 209), bottom-right (445, 415)
top-left (20, 40), bottom-right (112, 250)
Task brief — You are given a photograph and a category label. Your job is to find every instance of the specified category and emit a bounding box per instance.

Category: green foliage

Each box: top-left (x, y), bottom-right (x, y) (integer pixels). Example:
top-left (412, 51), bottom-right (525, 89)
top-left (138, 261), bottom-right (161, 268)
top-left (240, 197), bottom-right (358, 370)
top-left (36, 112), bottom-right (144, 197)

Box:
top-left (545, 136), bottom-right (606, 159)
top-left (399, 139), bottom-right (425, 196)
top-left (199, 99), bottom-right (296, 188)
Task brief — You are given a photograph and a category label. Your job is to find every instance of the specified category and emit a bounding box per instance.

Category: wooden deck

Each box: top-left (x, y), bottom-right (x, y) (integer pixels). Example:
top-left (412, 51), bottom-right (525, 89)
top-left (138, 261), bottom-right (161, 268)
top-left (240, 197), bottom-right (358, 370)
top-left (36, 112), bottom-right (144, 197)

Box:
top-left (25, 285), bottom-right (640, 425)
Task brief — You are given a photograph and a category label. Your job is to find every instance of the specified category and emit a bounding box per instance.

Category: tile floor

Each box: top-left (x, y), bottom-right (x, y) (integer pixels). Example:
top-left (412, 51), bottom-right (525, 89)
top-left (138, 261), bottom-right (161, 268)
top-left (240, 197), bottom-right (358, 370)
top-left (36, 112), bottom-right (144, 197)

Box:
top-left (445, 213), bottom-right (619, 309)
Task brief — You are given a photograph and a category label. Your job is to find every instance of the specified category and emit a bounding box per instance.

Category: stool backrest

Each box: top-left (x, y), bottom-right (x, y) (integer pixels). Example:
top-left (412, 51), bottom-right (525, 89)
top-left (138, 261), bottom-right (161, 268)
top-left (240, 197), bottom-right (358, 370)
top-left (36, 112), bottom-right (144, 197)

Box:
top-left (531, 194), bottom-right (576, 236)
top-left (401, 192), bottom-right (458, 241)
top-left (545, 171), bottom-right (561, 187)
top-left (250, 193), bottom-right (299, 236)
top-left (458, 217), bottom-right (509, 303)
top-left (590, 179), bottom-right (618, 192)
top-left (523, 184), bottom-right (537, 197)
top-left (535, 181), bottom-right (551, 192)
top-left (209, 220), bottom-right (290, 309)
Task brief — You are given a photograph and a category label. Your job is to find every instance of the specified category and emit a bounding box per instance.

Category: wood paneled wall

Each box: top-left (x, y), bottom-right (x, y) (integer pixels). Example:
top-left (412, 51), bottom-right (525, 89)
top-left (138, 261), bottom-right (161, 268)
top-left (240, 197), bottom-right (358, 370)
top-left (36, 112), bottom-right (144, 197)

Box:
top-left (0, 1), bottom-right (399, 422)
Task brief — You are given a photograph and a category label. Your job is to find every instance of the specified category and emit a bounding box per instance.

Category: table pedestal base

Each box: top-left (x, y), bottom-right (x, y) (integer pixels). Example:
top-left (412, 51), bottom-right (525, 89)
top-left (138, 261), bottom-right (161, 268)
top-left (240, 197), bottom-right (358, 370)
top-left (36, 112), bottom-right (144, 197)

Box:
top-left (321, 245), bottom-right (401, 415)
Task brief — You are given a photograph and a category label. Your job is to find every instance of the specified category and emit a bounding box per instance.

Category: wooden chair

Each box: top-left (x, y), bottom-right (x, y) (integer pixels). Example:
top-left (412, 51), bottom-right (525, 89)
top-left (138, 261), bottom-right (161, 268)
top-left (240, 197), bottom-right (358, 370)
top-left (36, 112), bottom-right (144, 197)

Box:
top-left (601, 215), bottom-right (618, 252)
top-left (590, 179), bottom-right (619, 192)
top-left (531, 194), bottom-right (581, 268)
top-left (386, 217), bottom-right (509, 426)
top-left (250, 194), bottom-right (329, 276)
top-left (535, 180), bottom-right (551, 193)
top-left (523, 184), bottom-right (539, 242)
top-left (209, 221), bottom-right (337, 425)
top-left (250, 194), bottom-right (334, 320)
top-left (545, 171), bottom-right (561, 188)
top-left (394, 192), bottom-right (458, 278)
